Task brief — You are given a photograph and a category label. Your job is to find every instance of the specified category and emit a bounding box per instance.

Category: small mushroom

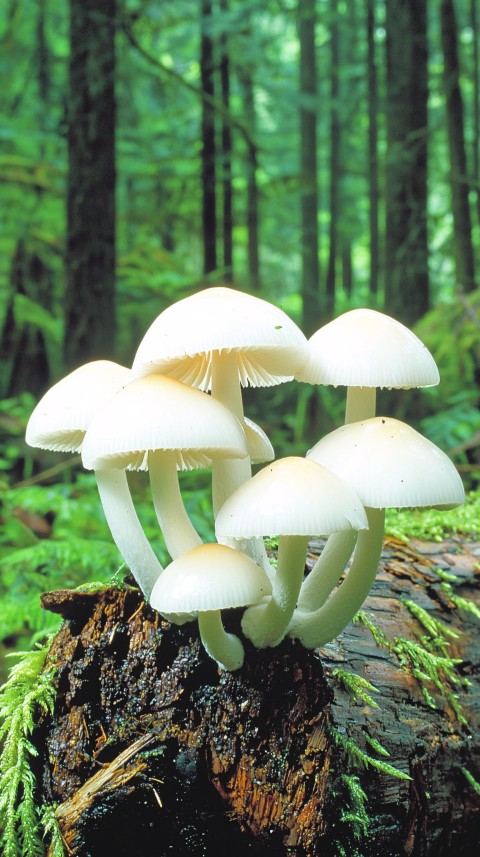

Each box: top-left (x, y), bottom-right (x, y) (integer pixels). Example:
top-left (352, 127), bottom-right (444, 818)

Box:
top-left (215, 456), bottom-right (367, 648)
top-left (149, 543), bottom-right (272, 671)
top-left (81, 375), bottom-right (248, 562)
top-left (131, 286), bottom-right (307, 569)
top-left (25, 361), bottom-right (164, 599)
top-left (288, 417), bottom-right (465, 648)
top-left (295, 308), bottom-right (440, 610)
top-left (295, 307), bottom-right (439, 424)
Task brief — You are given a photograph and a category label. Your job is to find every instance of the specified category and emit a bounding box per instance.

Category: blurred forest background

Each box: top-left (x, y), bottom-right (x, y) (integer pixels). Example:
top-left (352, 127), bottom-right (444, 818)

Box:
top-left (0, 0), bottom-right (479, 658)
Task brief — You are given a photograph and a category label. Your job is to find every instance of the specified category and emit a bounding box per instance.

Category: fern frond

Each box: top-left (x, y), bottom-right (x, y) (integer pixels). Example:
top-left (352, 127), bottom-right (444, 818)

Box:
top-left (0, 644), bottom-right (58, 857)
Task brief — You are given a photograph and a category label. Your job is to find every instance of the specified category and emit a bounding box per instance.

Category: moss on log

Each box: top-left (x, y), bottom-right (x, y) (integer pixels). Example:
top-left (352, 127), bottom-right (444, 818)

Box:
top-left (34, 536), bottom-right (480, 856)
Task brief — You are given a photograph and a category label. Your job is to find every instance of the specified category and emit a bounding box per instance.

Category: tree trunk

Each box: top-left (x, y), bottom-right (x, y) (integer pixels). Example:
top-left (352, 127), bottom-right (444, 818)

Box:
top-left (471, 0), bottom-right (480, 225)
top-left (63, 0), bottom-right (116, 369)
top-left (384, 0), bottom-right (429, 326)
top-left (298, 0), bottom-right (321, 336)
top-left (440, 0), bottom-right (477, 293)
top-left (238, 65), bottom-right (260, 292)
top-left (220, 0), bottom-right (233, 282)
top-left (325, 2), bottom-right (339, 321)
top-left (34, 535), bottom-right (480, 856)
top-left (200, 0), bottom-right (217, 275)
top-left (367, 0), bottom-right (379, 300)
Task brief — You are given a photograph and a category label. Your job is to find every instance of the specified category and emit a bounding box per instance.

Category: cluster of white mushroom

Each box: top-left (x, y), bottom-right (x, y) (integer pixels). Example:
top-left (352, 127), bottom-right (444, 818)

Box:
top-left (26, 287), bottom-right (465, 671)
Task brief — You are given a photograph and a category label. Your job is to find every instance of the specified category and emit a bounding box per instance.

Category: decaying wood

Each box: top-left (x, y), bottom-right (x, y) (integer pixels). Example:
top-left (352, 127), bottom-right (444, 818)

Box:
top-left (34, 536), bottom-right (480, 856)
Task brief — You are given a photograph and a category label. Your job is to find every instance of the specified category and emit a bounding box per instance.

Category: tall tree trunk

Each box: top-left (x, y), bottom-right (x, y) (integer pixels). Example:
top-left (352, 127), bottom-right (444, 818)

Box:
top-left (298, 0), bottom-right (321, 336)
top-left (471, 0), bottom-right (480, 225)
top-left (440, 0), bottom-right (476, 293)
top-left (384, 0), bottom-right (429, 326)
top-left (325, 2), bottom-right (339, 321)
top-left (238, 65), bottom-right (260, 291)
top-left (367, 0), bottom-right (379, 300)
top-left (220, 0), bottom-right (233, 282)
top-left (200, 0), bottom-right (217, 275)
top-left (64, 0), bottom-right (117, 369)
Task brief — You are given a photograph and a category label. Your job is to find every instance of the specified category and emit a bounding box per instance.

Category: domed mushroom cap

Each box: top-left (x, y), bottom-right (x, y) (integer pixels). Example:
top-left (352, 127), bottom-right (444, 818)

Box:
top-left (132, 286), bottom-right (308, 390)
top-left (81, 375), bottom-right (248, 471)
top-left (149, 542), bottom-right (272, 614)
top-left (307, 417), bottom-right (465, 510)
top-left (296, 308), bottom-right (439, 389)
top-left (215, 456), bottom-right (368, 538)
top-left (26, 360), bottom-right (131, 453)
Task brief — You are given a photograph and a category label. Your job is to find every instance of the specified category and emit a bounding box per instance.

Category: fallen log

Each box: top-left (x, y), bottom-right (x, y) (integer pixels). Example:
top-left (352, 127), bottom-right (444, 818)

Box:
top-left (33, 535), bottom-right (480, 856)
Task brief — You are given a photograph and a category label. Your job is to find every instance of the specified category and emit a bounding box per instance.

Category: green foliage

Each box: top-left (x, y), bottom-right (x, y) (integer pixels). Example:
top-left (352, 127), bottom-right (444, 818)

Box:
top-left (330, 727), bottom-right (412, 781)
top-left (331, 669), bottom-right (380, 709)
top-left (0, 644), bottom-right (59, 857)
top-left (385, 490), bottom-right (480, 542)
top-left (461, 766), bottom-right (480, 798)
top-left (339, 774), bottom-right (370, 842)
top-left (392, 638), bottom-right (468, 725)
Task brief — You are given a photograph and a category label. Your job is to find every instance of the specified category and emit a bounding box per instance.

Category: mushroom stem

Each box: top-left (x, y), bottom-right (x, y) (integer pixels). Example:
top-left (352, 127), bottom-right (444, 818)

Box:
top-left (148, 450), bottom-right (203, 559)
top-left (345, 386), bottom-right (376, 424)
top-left (296, 530), bottom-right (357, 612)
top-left (241, 535), bottom-right (310, 648)
top-left (288, 507), bottom-right (385, 648)
top-left (210, 350), bottom-right (252, 514)
top-left (95, 469), bottom-right (163, 599)
top-left (297, 384), bottom-right (376, 609)
top-left (198, 610), bottom-right (245, 671)
top-left (211, 350), bottom-right (273, 576)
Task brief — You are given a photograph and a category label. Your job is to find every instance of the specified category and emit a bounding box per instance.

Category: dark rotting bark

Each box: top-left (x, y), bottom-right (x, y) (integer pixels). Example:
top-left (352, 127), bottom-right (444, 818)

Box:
top-left (34, 536), bottom-right (480, 856)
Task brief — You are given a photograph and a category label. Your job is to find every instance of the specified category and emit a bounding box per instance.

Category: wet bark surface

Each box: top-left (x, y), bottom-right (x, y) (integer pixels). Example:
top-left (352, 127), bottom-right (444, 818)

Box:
top-left (34, 536), bottom-right (480, 856)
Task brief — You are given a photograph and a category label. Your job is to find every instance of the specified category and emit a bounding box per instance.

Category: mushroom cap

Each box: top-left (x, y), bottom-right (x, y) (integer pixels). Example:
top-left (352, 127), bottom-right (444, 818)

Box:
top-left (215, 456), bottom-right (368, 539)
top-left (149, 542), bottom-right (272, 614)
top-left (296, 308), bottom-right (440, 389)
top-left (244, 417), bottom-right (275, 464)
top-left (25, 360), bottom-right (132, 453)
top-left (132, 286), bottom-right (308, 390)
top-left (307, 417), bottom-right (465, 510)
top-left (81, 374), bottom-right (248, 471)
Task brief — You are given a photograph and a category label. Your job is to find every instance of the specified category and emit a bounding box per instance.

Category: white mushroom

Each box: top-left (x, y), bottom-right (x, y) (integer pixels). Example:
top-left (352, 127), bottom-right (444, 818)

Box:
top-left (215, 456), bottom-right (367, 648)
top-left (149, 543), bottom-right (272, 671)
top-left (131, 286), bottom-right (307, 569)
top-left (81, 375), bottom-right (248, 565)
top-left (288, 417), bottom-right (465, 648)
top-left (25, 361), bottom-right (164, 599)
top-left (295, 308), bottom-right (440, 611)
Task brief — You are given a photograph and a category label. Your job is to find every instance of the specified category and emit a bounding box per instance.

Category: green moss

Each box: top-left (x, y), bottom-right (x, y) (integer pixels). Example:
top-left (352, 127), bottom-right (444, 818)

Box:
top-left (0, 644), bottom-right (62, 857)
top-left (332, 669), bottom-right (380, 709)
top-left (385, 489), bottom-right (480, 542)
top-left (330, 726), bottom-right (412, 781)
top-left (461, 766), bottom-right (480, 797)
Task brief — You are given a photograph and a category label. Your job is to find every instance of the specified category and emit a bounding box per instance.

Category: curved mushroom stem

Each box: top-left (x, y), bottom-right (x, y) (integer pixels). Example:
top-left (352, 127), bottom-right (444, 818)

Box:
top-left (297, 385), bottom-right (376, 609)
top-left (288, 507), bottom-right (385, 648)
top-left (148, 450), bottom-right (203, 559)
top-left (198, 610), bottom-right (245, 671)
top-left (296, 530), bottom-right (357, 612)
top-left (95, 468), bottom-right (163, 599)
top-left (241, 535), bottom-right (310, 648)
top-left (211, 350), bottom-right (273, 577)
top-left (345, 386), bottom-right (376, 424)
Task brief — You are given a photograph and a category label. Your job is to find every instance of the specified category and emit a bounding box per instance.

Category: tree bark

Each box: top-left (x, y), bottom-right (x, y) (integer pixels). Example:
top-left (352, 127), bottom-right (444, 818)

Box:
top-left (220, 0), bottom-right (233, 281)
top-left (63, 0), bottom-right (117, 369)
top-left (440, 0), bottom-right (476, 293)
top-left (384, 0), bottom-right (429, 326)
top-left (200, 0), bottom-right (218, 275)
top-left (325, 1), bottom-right (340, 321)
top-left (367, 0), bottom-right (379, 300)
top-left (298, 0), bottom-right (321, 336)
top-left (34, 535), bottom-right (480, 856)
